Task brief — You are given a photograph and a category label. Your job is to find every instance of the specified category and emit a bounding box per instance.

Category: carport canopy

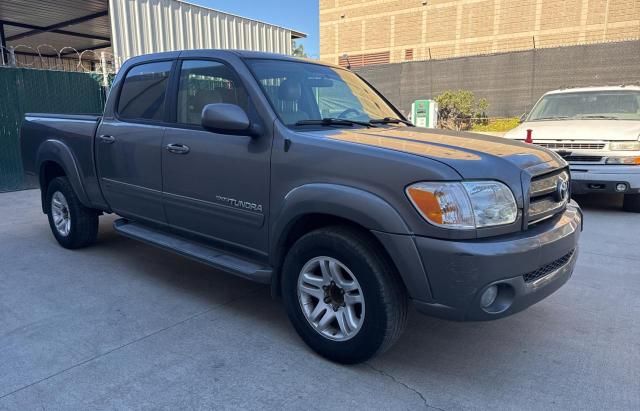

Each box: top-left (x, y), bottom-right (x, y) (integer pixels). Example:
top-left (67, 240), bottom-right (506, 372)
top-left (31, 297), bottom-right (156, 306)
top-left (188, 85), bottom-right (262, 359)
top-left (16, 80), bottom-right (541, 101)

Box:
top-left (0, 0), bottom-right (111, 63)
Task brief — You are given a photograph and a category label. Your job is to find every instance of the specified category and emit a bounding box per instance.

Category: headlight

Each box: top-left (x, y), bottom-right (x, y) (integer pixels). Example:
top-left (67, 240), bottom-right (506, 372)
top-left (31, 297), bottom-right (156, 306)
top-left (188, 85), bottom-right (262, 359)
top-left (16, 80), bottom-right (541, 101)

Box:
top-left (606, 156), bottom-right (640, 165)
top-left (610, 141), bottom-right (640, 151)
top-left (406, 181), bottom-right (518, 229)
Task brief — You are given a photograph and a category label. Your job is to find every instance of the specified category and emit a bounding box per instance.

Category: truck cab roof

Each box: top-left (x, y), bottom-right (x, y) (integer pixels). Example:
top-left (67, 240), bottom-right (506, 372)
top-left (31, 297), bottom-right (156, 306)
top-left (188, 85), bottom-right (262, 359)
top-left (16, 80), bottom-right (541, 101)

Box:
top-left (122, 49), bottom-right (343, 70)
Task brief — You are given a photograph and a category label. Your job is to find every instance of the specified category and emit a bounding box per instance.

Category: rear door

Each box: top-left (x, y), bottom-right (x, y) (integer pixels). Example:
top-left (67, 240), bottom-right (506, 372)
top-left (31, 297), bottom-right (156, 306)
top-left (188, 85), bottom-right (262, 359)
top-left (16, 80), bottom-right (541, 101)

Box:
top-left (161, 59), bottom-right (272, 254)
top-left (96, 60), bottom-right (174, 224)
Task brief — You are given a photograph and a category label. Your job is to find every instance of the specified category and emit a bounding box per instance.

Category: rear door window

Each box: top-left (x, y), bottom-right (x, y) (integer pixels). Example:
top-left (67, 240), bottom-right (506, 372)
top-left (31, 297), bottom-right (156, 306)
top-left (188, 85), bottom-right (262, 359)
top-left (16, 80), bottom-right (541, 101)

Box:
top-left (117, 61), bottom-right (173, 121)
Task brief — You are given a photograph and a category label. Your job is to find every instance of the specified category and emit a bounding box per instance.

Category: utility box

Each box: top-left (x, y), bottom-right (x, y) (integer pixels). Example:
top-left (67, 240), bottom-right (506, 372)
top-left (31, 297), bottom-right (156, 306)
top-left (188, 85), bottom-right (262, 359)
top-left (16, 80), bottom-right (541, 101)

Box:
top-left (411, 100), bottom-right (438, 128)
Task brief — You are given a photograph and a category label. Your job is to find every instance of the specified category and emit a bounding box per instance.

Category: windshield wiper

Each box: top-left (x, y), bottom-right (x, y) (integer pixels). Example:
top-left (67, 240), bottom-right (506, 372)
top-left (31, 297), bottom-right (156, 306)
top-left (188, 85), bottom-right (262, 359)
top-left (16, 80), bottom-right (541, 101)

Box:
top-left (575, 115), bottom-right (619, 120)
top-left (294, 118), bottom-right (375, 127)
top-left (369, 117), bottom-right (414, 126)
top-left (532, 116), bottom-right (570, 121)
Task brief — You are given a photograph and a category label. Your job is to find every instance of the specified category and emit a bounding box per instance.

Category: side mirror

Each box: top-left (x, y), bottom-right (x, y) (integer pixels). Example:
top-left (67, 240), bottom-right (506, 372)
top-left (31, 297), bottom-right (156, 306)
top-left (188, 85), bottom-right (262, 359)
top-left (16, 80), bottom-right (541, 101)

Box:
top-left (519, 112), bottom-right (528, 123)
top-left (201, 103), bottom-right (258, 136)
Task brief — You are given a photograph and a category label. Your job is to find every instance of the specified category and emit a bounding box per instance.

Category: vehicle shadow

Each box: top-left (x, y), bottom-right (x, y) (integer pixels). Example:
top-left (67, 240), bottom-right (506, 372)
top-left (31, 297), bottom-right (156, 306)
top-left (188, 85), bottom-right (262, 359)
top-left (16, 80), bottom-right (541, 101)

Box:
top-left (572, 193), bottom-right (623, 211)
top-left (96, 215), bottom-right (267, 294)
top-left (92, 211), bottom-right (593, 383)
top-left (94, 214), bottom-right (296, 336)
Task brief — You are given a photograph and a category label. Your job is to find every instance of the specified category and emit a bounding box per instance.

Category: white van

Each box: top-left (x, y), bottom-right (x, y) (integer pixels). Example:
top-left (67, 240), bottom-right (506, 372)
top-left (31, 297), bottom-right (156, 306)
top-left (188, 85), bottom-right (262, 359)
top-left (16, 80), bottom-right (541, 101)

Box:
top-left (505, 85), bottom-right (640, 212)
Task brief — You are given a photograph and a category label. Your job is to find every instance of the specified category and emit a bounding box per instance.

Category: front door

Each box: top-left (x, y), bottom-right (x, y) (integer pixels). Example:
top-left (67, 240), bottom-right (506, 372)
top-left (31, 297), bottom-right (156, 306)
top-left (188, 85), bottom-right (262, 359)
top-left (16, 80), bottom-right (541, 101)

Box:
top-left (161, 59), bottom-right (271, 254)
top-left (96, 60), bottom-right (174, 224)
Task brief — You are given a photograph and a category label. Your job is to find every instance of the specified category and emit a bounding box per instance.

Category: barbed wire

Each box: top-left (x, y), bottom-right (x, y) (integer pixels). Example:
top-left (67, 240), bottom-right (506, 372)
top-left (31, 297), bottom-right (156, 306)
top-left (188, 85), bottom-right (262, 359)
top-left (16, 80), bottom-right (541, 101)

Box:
top-left (337, 34), bottom-right (640, 69)
top-left (0, 44), bottom-right (118, 74)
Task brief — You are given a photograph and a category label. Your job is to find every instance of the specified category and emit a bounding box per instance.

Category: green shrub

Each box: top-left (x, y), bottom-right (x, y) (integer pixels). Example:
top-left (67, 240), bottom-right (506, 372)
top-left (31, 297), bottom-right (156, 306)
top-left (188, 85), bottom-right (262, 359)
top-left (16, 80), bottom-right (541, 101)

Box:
top-left (435, 90), bottom-right (489, 131)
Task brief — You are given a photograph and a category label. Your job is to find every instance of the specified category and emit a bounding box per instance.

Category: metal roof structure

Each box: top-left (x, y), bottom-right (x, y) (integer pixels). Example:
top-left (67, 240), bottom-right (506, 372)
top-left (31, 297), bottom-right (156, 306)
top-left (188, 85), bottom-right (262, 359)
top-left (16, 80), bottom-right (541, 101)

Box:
top-left (0, 1), bottom-right (112, 63)
top-left (0, 0), bottom-right (305, 69)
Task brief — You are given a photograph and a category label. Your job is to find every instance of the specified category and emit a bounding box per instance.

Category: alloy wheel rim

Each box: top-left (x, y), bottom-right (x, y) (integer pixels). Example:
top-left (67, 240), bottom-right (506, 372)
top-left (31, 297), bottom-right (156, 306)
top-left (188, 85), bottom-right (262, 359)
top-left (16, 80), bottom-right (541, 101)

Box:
top-left (297, 256), bottom-right (365, 341)
top-left (51, 191), bottom-right (71, 237)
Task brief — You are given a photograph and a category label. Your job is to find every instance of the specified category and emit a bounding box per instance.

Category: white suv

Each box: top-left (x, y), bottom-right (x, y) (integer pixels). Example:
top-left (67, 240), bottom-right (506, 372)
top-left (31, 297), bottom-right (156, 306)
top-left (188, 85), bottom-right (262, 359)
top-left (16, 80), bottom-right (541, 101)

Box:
top-left (505, 85), bottom-right (640, 212)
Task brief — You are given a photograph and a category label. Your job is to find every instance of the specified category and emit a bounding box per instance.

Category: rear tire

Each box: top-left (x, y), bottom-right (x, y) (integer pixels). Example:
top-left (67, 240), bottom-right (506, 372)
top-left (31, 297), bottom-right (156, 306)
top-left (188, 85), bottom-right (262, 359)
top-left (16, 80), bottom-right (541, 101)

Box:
top-left (281, 226), bottom-right (407, 364)
top-left (623, 194), bottom-right (640, 213)
top-left (46, 177), bottom-right (99, 249)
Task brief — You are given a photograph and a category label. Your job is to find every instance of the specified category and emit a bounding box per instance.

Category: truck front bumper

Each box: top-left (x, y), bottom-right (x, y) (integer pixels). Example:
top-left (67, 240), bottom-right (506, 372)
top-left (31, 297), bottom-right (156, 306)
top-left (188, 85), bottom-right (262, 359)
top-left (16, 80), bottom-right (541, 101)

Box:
top-left (410, 201), bottom-right (582, 321)
top-left (570, 164), bottom-right (640, 194)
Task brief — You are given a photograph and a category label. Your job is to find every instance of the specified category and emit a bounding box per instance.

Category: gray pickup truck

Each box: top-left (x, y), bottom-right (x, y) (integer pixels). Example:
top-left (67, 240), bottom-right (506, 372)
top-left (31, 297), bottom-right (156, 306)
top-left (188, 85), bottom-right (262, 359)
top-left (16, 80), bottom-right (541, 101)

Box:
top-left (21, 50), bottom-right (582, 364)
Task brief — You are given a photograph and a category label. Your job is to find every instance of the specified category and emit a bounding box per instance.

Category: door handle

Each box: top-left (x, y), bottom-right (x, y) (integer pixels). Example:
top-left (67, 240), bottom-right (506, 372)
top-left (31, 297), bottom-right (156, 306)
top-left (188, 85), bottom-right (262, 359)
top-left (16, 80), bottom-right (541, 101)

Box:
top-left (166, 143), bottom-right (190, 154)
top-left (99, 134), bottom-right (115, 144)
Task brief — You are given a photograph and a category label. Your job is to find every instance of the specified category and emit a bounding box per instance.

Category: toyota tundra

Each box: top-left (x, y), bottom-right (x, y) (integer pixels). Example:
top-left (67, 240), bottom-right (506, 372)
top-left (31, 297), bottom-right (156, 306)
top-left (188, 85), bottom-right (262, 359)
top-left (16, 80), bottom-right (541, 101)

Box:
top-left (21, 50), bottom-right (582, 363)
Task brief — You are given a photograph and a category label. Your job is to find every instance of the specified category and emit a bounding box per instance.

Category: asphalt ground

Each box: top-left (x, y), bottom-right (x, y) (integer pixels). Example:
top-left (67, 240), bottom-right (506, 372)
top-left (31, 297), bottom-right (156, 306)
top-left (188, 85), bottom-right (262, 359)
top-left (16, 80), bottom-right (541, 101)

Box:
top-left (0, 189), bottom-right (638, 410)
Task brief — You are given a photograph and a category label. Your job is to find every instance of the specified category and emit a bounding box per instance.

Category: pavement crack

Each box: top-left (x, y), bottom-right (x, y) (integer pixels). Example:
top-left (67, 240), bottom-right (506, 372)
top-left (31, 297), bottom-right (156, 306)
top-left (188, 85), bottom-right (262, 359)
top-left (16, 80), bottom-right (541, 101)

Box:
top-left (364, 363), bottom-right (444, 411)
top-left (0, 286), bottom-right (264, 400)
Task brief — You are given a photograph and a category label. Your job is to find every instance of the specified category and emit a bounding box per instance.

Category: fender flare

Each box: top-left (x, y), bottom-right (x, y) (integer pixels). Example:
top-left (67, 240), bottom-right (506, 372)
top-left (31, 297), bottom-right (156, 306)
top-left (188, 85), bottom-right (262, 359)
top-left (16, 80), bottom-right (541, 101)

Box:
top-left (36, 139), bottom-right (90, 211)
top-left (269, 183), bottom-right (434, 301)
top-left (271, 184), bottom-right (411, 251)
top-left (270, 183), bottom-right (411, 269)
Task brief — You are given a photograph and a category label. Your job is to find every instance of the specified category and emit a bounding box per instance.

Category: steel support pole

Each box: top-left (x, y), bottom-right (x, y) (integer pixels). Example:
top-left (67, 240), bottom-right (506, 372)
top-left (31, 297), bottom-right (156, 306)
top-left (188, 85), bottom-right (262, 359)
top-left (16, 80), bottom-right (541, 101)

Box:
top-left (0, 23), bottom-right (7, 66)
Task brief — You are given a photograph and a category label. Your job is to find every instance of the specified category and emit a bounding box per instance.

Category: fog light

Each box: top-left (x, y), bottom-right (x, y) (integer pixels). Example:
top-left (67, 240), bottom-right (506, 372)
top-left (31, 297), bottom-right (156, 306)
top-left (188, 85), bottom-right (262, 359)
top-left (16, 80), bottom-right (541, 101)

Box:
top-left (615, 183), bottom-right (627, 192)
top-left (480, 285), bottom-right (498, 308)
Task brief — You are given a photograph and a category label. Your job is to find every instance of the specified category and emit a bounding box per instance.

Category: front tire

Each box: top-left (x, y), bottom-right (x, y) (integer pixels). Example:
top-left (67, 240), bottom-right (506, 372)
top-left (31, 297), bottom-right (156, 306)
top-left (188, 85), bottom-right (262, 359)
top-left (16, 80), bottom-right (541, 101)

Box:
top-left (281, 226), bottom-right (407, 364)
top-left (46, 177), bottom-right (99, 249)
top-left (623, 194), bottom-right (640, 213)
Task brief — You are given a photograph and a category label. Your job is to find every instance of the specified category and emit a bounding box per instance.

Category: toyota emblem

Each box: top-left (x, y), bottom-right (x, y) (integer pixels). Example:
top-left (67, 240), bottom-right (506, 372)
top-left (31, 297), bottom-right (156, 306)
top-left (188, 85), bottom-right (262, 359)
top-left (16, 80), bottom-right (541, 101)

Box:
top-left (555, 179), bottom-right (569, 202)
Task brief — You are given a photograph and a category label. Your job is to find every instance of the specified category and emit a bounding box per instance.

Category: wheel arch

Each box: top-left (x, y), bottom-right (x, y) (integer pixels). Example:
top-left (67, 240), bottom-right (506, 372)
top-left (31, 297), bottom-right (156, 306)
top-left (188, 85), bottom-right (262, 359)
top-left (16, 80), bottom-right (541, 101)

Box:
top-left (36, 140), bottom-right (90, 213)
top-left (269, 184), bottom-right (416, 298)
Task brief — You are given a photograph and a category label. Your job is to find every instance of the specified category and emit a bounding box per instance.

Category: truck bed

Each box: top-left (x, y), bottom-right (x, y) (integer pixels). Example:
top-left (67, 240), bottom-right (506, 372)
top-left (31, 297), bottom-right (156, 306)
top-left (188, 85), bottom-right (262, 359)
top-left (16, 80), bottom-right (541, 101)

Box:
top-left (20, 113), bottom-right (105, 210)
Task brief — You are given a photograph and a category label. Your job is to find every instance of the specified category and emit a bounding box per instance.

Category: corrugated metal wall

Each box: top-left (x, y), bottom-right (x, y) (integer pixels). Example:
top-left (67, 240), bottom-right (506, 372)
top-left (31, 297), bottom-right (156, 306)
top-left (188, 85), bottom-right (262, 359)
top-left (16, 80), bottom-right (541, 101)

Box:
top-left (0, 68), bottom-right (106, 192)
top-left (109, 0), bottom-right (293, 68)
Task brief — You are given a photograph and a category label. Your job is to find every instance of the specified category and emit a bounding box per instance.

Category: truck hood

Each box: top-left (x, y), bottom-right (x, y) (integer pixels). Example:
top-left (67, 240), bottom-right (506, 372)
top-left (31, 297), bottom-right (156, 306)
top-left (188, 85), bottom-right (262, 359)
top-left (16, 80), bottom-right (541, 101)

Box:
top-left (504, 119), bottom-right (640, 141)
top-left (313, 126), bottom-right (565, 180)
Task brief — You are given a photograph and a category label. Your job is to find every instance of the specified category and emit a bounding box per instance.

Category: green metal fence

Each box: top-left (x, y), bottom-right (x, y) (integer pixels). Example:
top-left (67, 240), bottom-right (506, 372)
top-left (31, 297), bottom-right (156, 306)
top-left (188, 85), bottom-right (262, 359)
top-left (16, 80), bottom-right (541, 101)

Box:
top-left (0, 67), bottom-right (107, 192)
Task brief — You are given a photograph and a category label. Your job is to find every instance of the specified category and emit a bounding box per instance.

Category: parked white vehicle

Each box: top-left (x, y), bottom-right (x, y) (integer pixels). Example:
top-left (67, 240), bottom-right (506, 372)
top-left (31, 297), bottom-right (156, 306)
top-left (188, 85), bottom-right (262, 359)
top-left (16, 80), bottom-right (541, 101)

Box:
top-left (504, 85), bottom-right (640, 212)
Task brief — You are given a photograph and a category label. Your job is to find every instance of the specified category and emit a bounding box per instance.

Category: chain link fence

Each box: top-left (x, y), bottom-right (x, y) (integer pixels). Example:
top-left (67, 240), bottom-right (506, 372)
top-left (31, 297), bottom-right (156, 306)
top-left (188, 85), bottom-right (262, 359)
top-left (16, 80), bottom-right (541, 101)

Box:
top-left (0, 66), bottom-right (109, 192)
top-left (0, 44), bottom-right (116, 192)
top-left (356, 40), bottom-right (640, 118)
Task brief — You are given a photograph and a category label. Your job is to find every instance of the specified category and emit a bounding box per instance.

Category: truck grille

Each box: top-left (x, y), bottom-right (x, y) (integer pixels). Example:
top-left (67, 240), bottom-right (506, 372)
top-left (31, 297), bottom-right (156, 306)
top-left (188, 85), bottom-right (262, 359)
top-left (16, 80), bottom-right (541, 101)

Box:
top-left (527, 169), bottom-right (570, 225)
top-left (536, 142), bottom-right (605, 150)
top-left (523, 249), bottom-right (575, 283)
top-left (562, 155), bottom-right (602, 162)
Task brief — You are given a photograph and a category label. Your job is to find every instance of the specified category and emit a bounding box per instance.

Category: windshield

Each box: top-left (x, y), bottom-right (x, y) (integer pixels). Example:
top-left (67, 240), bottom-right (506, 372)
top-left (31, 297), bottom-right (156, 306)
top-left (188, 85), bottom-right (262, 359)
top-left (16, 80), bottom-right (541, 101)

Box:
top-left (528, 90), bottom-right (640, 121)
top-left (246, 59), bottom-right (402, 126)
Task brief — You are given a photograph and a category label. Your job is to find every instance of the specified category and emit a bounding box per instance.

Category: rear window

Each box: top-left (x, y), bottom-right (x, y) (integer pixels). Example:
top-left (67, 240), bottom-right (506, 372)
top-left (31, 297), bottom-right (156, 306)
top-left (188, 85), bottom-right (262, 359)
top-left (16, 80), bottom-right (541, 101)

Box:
top-left (117, 61), bottom-right (173, 121)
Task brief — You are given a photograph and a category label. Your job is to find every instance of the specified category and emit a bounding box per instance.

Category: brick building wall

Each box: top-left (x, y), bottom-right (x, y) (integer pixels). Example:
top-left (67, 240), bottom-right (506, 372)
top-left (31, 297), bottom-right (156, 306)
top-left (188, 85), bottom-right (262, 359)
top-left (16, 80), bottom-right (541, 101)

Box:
top-left (320, 0), bottom-right (640, 66)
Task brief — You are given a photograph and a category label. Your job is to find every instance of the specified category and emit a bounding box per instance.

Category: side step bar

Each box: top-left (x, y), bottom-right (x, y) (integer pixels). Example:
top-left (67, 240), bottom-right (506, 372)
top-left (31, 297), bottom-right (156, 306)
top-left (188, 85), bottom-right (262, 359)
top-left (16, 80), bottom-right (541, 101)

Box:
top-left (113, 219), bottom-right (271, 284)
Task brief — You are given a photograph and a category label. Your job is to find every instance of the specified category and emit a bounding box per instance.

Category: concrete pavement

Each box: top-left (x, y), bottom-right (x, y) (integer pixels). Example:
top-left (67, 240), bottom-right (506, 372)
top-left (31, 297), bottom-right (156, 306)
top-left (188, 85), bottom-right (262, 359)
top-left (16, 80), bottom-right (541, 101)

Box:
top-left (0, 190), bottom-right (638, 410)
